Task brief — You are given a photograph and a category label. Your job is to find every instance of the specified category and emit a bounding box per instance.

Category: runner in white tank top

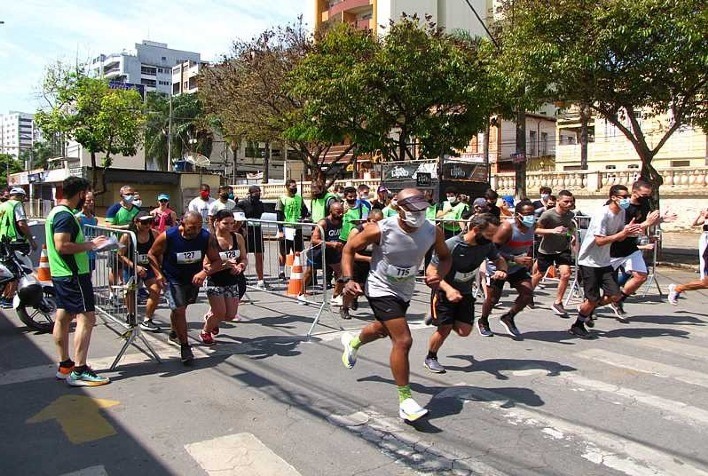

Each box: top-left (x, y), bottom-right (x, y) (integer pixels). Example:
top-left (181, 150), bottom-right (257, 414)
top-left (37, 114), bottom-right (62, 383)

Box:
top-left (339, 188), bottom-right (452, 423)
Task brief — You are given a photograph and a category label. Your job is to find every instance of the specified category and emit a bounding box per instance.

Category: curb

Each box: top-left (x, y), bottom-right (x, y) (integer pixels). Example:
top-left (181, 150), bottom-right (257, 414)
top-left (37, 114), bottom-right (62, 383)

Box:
top-left (656, 261), bottom-right (700, 272)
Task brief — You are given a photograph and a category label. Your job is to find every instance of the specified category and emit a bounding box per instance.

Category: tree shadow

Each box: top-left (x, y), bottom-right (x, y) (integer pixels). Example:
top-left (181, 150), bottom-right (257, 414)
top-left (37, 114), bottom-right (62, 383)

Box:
top-left (595, 327), bottom-right (692, 340)
top-left (444, 356), bottom-right (577, 381)
top-left (626, 313), bottom-right (705, 326)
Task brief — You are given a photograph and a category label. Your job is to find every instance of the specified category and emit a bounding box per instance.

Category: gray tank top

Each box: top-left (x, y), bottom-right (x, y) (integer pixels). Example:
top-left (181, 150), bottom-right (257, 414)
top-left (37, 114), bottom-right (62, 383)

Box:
top-left (497, 219), bottom-right (535, 274)
top-left (365, 217), bottom-right (437, 300)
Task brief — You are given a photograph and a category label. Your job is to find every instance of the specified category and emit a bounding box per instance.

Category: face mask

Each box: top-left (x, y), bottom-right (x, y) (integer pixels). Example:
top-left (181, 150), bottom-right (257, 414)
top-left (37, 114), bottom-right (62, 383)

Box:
top-left (541, 194), bottom-right (550, 200)
top-left (520, 215), bottom-right (536, 227)
top-left (638, 196), bottom-right (650, 203)
top-left (220, 193), bottom-right (229, 200)
top-left (618, 198), bottom-right (631, 210)
top-left (133, 199), bottom-right (142, 208)
top-left (447, 196), bottom-right (457, 204)
top-left (475, 235), bottom-right (491, 246)
top-left (123, 194), bottom-right (134, 204)
top-left (288, 187), bottom-right (297, 195)
top-left (347, 198), bottom-right (357, 206)
top-left (360, 193), bottom-right (370, 200)
top-left (228, 193), bottom-right (235, 200)
top-left (251, 194), bottom-right (261, 202)
top-left (200, 191), bottom-right (210, 200)
top-left (402, 209), bottom-right (426, 228)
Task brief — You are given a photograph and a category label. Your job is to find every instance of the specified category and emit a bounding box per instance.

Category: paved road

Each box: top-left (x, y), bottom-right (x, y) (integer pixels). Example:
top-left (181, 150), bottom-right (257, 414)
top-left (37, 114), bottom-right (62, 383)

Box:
top-left (0, 266), bottom-right (706, 475)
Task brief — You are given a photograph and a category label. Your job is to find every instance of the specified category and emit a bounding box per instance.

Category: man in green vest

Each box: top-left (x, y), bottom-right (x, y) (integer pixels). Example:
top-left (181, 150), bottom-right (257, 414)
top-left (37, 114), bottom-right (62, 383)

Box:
top-left (0, 187), bottom-right (37, 308)
top-left (275, 179), bottom-right (310, 280)
top-left (437, 187), bottom-right (469, 240)
top-left (310, 180), bottom-right (338, 224)
top-left (47, 177), bottom-right (110, 387)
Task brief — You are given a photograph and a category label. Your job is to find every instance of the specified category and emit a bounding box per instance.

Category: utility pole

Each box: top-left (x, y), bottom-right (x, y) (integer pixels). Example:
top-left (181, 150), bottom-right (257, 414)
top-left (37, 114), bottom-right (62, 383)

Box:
top-left (167, 91), bottom-right (173, 171)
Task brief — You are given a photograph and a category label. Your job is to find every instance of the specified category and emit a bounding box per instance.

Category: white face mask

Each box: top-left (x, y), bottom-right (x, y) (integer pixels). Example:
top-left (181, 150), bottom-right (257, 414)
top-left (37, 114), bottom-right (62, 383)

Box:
top-left (402, 209), bottom-right (426, 228)
top-left (133, 199), bottom-right (143, 208)
top-left (447, 195), bottom-right (457, 204)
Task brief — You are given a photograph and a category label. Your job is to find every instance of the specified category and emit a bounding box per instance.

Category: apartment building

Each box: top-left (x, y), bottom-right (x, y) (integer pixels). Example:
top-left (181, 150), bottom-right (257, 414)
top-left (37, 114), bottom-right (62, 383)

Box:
top-left (0, 111), bottom-right (37, 158)
top-left (89, 40), bottom-right (200, 95)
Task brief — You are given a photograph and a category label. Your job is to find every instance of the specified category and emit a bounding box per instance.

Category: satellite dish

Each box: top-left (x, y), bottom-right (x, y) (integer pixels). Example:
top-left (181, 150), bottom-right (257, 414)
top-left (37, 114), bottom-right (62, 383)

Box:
top-left (185, 153), bottom-right (211, 168)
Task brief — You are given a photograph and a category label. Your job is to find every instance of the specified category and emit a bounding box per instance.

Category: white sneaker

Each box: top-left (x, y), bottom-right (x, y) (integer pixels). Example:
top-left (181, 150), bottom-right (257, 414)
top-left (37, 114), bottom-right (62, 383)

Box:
top-left (399, 398), bottom-right (428, 422)
top-left (297, 294), bottom-right (308, 306)
top-left (667, 283), bottom-right (681, 305)
top-left (341, 332), bottom-right (358, 369)
top-left (255, 280), bottom-right (267, 290)
top-left (330, 294), bottom-right (344, 307)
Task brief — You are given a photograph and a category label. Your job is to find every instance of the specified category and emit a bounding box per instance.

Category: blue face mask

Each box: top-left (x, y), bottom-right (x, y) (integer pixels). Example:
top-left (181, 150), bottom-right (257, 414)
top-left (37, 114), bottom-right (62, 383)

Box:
top-left (228, 193), bottom-right (235, 200)
top-left (618, 198), bottom-right (631, 210)
top-left (123, 194), bottom-right (134, 204)
top-left (520, 215), bottom-right (536, 227)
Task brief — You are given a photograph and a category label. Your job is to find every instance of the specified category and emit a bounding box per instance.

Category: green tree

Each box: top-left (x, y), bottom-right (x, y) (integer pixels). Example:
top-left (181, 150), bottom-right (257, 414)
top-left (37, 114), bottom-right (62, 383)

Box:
top-left (35, 62), bottom-right (146, 194)
top-left (199, 18), bottom-right (355, 184)
top-left (19, 140), bottom-right (54, 170)
top-left (0, 153), bottom-right (24, 186)
top-left (287, 16), bottom-right (498, 163)
top-left (495, 0), bottom-right (708, 204)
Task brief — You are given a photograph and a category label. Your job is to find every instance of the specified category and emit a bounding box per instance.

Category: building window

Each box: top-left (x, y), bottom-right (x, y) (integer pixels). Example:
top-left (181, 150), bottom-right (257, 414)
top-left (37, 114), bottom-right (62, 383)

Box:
top-left (141, 78), bottom-right (157, 87)
top-left (529, 130), bottom-right (537, 156)
top-left (670, 160), bottom-right (690, 167)
top-left (141, 66), bottom-right (157, 75)
top-left (541, 132), bottom-right (548, 155)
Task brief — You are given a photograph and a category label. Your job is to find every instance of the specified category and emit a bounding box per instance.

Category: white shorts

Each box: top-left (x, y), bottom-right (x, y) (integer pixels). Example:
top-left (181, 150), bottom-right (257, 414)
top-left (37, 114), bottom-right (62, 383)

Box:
top-left (610, 250), bottom-right (647, 274)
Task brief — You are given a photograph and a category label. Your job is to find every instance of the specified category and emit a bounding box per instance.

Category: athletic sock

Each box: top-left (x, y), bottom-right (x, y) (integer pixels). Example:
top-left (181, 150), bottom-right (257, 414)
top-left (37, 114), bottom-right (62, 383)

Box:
top-left (620, 292), bottom-right (630, 302)
top-left (73, 365), bottom-right (87, 374)
top-left (398, 385), bottom-right (412, 403)
top-left (350, 336), bottom-right (362, 349)
top-left (427, 351), bottom-right (437, 360)
top-left (279, 265), bottom-right (285, 273)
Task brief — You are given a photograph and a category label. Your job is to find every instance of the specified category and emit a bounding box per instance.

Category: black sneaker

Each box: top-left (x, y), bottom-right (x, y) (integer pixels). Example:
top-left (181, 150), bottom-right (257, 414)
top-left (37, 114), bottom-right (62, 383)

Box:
top-left (610, 302), bottom-right (629, 323)
top-left (180, 344), bottom-right (194, 365)
top-left (278, 272), bottom-right (287, 282)
top-left (551, 301), bottom-right (569, 318)
top-left (168, 330), bottom-right (180, 346)
top-left (126, 313), bottom-right (137, 326)
top-left (340, 307), bottom-right (351, 320)
top-left (585, 315), bottom-right (595, 328)
top-left (350, 298), bottom-right (359, 311)
top-left (569, 323), bottom-right (593, 339)
top-left (139, 319), bottom-right (161, 332)
top-left (499, 313), bottom-right (521, 338)
top-left (477, 319), bottom-right (493, 337)
top-left (527, 297), bottom-right (536, 309)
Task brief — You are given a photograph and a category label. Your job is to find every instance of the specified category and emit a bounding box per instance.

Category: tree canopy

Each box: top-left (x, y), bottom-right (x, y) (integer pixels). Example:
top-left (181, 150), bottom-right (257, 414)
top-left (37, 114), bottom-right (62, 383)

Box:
top-left (35, 62), bottom-right (146, 194)
top-left (495, 0), bottom-right (708, 197)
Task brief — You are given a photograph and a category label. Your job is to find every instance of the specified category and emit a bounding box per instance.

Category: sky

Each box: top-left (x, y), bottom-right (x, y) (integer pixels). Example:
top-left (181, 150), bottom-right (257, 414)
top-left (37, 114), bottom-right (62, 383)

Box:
top-left (0, 0), bottom-right (309, 115)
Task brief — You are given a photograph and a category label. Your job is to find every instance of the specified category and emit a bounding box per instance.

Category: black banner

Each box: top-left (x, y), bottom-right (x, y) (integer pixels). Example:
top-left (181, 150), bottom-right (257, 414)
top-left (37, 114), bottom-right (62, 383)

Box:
top-left (442, 162), bottom-right (488, 182)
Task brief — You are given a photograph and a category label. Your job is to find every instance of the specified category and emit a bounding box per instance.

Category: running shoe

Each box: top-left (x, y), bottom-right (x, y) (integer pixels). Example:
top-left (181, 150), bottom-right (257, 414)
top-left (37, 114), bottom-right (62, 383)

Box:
top-left (527, 297), bottom-right (536, 309)
top-left (477, 319), bottom-right (493, 337)
top-left (499, 313), bottom-right (521, 338)
top-left (585, 315), bottom-right (596, 328)
top-left (278, 272), bottom-right (287, 282)
top-left (203, 313), bottom-right (219, 335)
top-left (341, 332), bottom-right (358, 369)
top-left (67, 367), bottom-right (110, 387)
top-left (340, 307), bottom-right (351, 320)
top-left (330, 294), bottom-right (344, 307)
top-left (569, 322), bottom-right (593, 339)
top-left (424, 357), bottom-right (446, 374)
top-left (255, 280), bottom-right (268, 290)
top-left (551, 302), bottom-right (569, 318)
top-left (180, 344), bottom-right (194, 365)
top-left (199, 331), bottom-right (215, 346)
top-left (139, 319), bottom-right (161, 332)
top-left (0, 297), bottom-right (13, 309)
top-left (668, 283), bottom-right (681, 305)
top-left (399, 398), bottom-right (429, 422)
top-left (55, 360), bottom-right (75, 380)
top-left (610, 302), bottom-right (629, 323)
top-left (350, 298), bottom-right (359, 311)
top-left (167, 330), bottom-right (180, 346)
top-left (297, 294), bottom-right (308, 305)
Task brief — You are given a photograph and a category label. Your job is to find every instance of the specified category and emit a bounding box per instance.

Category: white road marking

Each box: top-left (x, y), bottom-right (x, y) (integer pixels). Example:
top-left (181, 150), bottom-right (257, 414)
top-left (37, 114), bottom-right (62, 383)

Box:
top-left (185, 433), bottom-right (301, 476)
top-left (577, 349), bottom-right (708, 389)
top-left (627, 338), bottom-right (707, 361)
top-left (60, 466), bottom-right (108, 476)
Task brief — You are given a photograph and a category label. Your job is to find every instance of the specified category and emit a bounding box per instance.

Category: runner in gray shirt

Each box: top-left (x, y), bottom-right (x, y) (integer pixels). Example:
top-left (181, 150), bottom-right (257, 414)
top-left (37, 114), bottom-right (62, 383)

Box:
top-left (570, 185), bottom-right (642, 339)
top-left (531, 190), bottom-right (576, 317)
top-left (340, 188), bottom-right (451, 422)
top-left (423, 213), bottom-right (507, 374)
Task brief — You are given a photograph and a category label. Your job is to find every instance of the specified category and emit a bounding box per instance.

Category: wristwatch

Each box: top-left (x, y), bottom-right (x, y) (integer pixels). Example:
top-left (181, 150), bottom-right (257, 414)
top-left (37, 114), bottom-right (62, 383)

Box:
top-left (337, 276), bottom-right (353, 284)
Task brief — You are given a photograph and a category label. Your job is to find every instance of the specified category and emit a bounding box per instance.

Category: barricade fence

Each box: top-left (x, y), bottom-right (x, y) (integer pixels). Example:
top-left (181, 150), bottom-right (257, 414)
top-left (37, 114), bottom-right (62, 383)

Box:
top-left (83, 224), bottom-right (160, 369)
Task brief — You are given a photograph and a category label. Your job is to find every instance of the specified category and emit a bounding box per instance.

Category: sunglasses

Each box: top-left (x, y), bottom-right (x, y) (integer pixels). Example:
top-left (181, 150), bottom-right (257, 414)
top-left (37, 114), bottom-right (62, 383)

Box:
top-left (137, 219), bottom-right (153, 225)
top-left (158, 199), bottom-right (169, 203)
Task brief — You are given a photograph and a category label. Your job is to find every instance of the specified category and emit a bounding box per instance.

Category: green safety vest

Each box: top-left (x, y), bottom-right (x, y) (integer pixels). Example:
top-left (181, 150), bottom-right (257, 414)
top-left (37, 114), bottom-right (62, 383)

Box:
top-left (45, 205), bottom-right (89, 277)
top-left (340, 205), bottom-right (363, 242)
top-left (382, 206), bottom-right (398, 218)
top-left (441, 202), bottom-right (469, 231)
top-left (280, 194), bottom-right (304, 225)
top-left (311, 193), bottom-right (337, 223)
top-left (426, 204), bottom-right (437, 221)
top-left (0, 199), bottom-right (24, 241)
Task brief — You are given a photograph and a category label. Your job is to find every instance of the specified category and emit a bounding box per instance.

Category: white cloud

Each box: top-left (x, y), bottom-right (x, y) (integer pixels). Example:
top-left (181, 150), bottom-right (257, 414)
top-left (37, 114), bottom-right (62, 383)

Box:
top-left (0, 0), bottom-right (308, 113)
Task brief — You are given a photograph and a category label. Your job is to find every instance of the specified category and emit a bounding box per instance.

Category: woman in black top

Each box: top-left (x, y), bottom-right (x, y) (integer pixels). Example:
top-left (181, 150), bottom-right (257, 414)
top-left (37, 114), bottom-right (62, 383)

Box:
top-left (200, 210), bottom-right (248, 345)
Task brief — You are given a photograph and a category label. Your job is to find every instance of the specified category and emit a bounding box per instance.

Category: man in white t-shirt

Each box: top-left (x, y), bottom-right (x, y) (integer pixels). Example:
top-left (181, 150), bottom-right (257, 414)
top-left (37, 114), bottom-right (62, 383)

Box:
top-left (207, 185), bottom-right (236, 229)
top-left (188, 184), bottom-right (216, 231)
top-left (571, 185), bottom-right (642, 339)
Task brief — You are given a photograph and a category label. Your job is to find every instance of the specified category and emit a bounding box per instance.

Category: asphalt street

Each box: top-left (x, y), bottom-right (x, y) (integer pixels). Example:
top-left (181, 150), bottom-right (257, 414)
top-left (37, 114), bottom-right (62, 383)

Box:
top-left (0, 265), bottom-right (707, 475)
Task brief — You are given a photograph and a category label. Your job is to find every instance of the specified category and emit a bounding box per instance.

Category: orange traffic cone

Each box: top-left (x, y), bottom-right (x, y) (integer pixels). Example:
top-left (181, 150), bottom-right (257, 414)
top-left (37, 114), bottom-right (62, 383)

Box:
top-left (285, 251), bottom-right (295, 267)
top-left (37, 245), bottom-right (51, 282)
top-left (547, 266), bottom-right (557, 279)
top-left (287, 252), bottom-right (304, 296)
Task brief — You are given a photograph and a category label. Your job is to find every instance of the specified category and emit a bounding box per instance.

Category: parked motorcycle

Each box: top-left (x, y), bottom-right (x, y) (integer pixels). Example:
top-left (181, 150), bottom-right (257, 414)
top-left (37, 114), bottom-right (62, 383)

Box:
top-left (0, 240), bottom-right (56, 333)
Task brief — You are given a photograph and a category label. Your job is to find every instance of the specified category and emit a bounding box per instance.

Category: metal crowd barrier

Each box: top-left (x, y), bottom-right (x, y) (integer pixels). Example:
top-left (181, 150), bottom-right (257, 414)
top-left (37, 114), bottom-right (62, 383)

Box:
top-left (563, 219), bottom-right (585, 306)
top-left (641, 228), bottom-right (663, 297)
top-left (83, 224), bottom-right (161, 369)
top-left (240, 218), bottom-right (342, 338)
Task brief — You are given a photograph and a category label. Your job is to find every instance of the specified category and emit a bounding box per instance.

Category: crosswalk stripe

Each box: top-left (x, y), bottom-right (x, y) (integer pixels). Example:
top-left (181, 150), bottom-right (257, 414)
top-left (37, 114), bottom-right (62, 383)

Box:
top-left (577, 348), bottom-right (708, 389)
top-left (185, 433), bottom-right (301, 476)
top-left (60, 466), bottom-right (108, 476)
top-left (436, 386), bottom-right (708, 476)
top-left (627, 338), bottom-right (707, 361)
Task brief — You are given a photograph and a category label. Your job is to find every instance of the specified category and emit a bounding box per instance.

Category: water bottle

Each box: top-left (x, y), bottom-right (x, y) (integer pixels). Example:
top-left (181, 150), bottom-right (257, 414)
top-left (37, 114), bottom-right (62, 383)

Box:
top-left (637, 235), bottom-right (649, 246)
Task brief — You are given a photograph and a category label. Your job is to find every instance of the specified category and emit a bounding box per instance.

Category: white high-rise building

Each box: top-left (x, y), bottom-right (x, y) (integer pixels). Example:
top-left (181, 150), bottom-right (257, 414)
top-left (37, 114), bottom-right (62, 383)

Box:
top-left (1, 111), bottom-right (37, 158)
top-left (89, 40), bottom-right (200, 95)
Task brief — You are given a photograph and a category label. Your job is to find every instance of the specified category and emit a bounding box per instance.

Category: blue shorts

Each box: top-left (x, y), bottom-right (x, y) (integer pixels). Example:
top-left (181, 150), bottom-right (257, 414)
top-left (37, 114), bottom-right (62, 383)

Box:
top-left (122, 267), bottom-right (156, 283)
top-left (165, 282), bottom-right (200, 310)
top-left (52, 274), bottom-right (95, 314)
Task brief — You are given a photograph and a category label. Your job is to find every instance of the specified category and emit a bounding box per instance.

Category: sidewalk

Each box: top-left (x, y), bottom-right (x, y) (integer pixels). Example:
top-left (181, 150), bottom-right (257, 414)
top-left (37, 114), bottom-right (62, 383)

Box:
top-left (658, 231), bottom-right (703, 268)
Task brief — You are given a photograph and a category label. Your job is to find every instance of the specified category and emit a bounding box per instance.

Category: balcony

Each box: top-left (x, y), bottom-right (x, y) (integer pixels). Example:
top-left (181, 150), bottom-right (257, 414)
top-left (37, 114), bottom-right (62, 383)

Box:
top-left (328, 0), bottom-right (372, 17)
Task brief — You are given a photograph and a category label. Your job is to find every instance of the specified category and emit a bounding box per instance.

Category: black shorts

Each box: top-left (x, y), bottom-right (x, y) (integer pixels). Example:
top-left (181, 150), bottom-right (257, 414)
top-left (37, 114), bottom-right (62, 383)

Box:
top-left (279, 229), bottom-right (304, 255)
top-left (536, 250), bottom-right (573, 273)
top-left (165, 282), bottom-right (200, 310)
top-left (578, 265), bottom-right (620, 303)
top-left (430, 289), bottom-right (475, 326)
top-left (490, 267), bottom-right (531, 290)
top-left (246, 225), bottom-right (264, 254)
top-left (367, 295), bottom-right (410, 322)
top-left (52, 274), bottom-right (95, 314)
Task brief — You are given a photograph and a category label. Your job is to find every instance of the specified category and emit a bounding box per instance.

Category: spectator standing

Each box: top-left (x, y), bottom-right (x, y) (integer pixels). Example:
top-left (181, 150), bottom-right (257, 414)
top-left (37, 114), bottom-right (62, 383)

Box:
top-left (310, 180), bottom-right (339, 224)
top-left (437, 187), bottom-right (469, 240)
top-left (356, 184), bottom-right (372, 220)
top-left (106, 185), bottom-right (140, 229)
top-left (371, 185), bottom-right (389, 211)
top-left (484, 189), bottom-right (501, 218)
top-left (188, 184), bottom-right (216, 231)
top-left (208, 185), bottom-right (237, 226)
top-left (75, 191), bottom-right (98, 273)
top-left (47, 177), bottom-right (110, 386)
top-left (150, 193), bottom-right (177, 233)
top-left (237, 185), bottom-right (267, 288)
top-left (275, 179), bottom-right (310, 280)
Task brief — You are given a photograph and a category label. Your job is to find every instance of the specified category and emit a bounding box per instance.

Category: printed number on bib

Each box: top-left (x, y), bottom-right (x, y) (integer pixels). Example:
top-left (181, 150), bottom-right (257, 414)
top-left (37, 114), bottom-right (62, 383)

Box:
top-left (386, 264), bottom-right (417, 280)
top-left (137, 254), bottom-right (149, 265)
top-left (176, 250), bottom-right (202, 264)
top-left (219, 250), bottom-right (240, 260)
top-left (454, 270), bottom-right (475, 282)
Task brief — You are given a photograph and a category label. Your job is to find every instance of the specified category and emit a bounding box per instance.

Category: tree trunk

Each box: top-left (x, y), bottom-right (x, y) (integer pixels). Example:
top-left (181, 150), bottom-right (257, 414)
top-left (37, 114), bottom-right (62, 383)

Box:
top-left (515, 109), bottom-right (527, 199)
top-left (640, 155), bottom-right (663, 211)
top-left (262, 142), bottom-right (270, 184)
top-left (579, 103), bottom-right (590, 170)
